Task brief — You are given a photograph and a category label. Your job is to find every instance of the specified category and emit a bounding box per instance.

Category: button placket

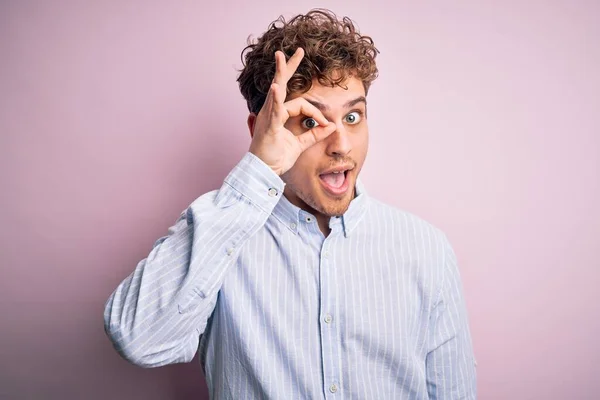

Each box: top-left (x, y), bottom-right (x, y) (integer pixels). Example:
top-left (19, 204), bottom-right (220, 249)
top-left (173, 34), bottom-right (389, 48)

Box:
top-left (318, 237), bottom-right (341, 398)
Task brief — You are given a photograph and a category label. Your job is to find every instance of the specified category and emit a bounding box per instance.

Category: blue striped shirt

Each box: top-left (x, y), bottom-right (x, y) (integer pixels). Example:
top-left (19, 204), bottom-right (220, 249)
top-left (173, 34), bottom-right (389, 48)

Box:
top-left (104, 152), bottom-right (477, 399)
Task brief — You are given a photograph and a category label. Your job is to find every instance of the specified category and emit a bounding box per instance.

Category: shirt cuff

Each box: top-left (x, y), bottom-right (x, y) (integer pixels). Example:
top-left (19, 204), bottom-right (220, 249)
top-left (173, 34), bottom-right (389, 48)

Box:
top-left (223, 152), bottom-right (286, 213)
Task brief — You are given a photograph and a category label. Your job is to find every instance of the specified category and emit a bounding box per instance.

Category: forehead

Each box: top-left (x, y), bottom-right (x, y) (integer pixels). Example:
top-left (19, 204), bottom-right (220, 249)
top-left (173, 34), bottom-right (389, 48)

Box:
top-left (288, 76), bottom-right (366, 108)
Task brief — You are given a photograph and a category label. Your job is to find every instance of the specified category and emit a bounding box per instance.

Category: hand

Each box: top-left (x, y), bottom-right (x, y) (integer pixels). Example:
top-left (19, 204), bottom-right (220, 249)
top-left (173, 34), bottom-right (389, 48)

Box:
top-left (248, 48), bottom-right (337, 176)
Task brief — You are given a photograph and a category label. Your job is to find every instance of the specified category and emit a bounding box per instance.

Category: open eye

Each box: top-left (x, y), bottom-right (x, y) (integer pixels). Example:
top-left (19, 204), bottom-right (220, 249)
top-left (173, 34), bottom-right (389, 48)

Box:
top-left (344, 111), bottom-right (362, 125)
top-left (301, 118), bottom-right (319, 129)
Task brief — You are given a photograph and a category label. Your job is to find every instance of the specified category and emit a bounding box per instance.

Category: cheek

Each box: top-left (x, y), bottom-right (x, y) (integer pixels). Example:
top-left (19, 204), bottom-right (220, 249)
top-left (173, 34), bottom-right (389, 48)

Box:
top-left (352, 128), bottom-right (369, 158)
top-left (283, 149), bottom-right (320, 183)
top-left (362, 134), bottom-right (369, 156)
top-left (297, 142), bottom-right (324, 165)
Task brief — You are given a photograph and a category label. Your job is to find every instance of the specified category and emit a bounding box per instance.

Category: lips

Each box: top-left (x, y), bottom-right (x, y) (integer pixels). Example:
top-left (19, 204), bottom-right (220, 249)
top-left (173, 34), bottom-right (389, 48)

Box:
top-left (319, 169), bottom-right (351, 196)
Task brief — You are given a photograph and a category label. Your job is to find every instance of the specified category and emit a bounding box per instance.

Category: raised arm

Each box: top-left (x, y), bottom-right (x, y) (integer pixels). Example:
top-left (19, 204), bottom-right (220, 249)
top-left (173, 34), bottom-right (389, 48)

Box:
top-left (103, 153), bottom-right (284, 367)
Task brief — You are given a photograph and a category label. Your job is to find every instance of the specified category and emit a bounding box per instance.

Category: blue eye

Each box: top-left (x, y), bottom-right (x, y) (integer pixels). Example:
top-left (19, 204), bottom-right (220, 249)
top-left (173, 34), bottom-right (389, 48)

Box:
top-left (301, 118), bottom-right (319, 129)
top-left (344, 111), bottom-right (361, 124)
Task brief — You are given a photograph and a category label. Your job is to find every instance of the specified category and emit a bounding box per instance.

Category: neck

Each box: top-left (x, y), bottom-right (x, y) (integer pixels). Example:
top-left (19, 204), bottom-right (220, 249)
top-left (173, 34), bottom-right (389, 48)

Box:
top-left (282, 188), bottom-right (332, 237)
top-left (316, 214), bottom-right (332, 237)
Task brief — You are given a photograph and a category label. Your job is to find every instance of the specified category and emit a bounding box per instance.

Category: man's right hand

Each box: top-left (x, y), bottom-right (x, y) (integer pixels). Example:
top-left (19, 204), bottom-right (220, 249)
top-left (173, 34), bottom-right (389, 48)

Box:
top-left (248, 48), bottom-right (337, 176)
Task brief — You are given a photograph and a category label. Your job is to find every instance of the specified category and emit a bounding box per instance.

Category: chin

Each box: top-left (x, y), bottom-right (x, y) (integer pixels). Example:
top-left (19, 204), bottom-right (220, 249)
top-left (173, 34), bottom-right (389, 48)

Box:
top-left (309, 187), bottom-right (354, 217)
top-left (319, 204), bottom-right (351, 217)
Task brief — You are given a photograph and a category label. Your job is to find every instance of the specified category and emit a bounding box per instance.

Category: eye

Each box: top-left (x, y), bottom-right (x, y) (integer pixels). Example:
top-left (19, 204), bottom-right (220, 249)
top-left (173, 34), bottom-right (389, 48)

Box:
top-left (301, 118), bottom-right (319, 129)
top-left (344, 111), bottom-right (362, 125)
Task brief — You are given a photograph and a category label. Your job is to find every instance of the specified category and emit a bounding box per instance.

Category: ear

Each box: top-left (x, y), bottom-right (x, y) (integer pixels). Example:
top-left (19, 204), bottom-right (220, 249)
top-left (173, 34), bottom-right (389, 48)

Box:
top-left (247, 113), bottom-right (257, 138)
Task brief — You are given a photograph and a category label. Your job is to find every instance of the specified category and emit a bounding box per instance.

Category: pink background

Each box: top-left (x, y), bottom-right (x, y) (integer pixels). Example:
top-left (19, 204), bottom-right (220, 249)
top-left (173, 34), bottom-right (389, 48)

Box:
top-left (1, 1), bottom-right (598, 399)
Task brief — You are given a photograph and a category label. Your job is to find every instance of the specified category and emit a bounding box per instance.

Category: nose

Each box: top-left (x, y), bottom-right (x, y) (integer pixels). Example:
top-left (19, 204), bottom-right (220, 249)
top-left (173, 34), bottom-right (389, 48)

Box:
top-left (325, 123), bottom-right (352, 157)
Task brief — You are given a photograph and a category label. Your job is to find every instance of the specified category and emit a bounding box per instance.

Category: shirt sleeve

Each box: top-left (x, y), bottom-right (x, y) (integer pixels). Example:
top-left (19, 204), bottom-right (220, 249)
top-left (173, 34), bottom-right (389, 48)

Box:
top-left (425, 235), bottom-right (477, 399)
top-left (103, 152), bottom-right (284, 368)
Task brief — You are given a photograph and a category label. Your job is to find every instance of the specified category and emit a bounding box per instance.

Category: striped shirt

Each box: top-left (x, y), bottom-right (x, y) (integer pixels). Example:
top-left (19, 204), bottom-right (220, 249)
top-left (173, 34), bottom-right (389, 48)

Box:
top-left (104, 152), bottom-right (477, 399)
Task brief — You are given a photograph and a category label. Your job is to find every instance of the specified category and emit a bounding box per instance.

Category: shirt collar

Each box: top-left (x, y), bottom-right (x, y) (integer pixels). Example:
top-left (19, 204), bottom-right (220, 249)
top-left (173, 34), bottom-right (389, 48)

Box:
top-left (271, 177), bottom-right (369, 238)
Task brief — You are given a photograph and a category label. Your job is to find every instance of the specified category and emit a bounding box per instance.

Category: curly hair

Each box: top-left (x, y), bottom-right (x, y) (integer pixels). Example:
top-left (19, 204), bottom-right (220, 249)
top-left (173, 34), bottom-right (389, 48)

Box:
top-left (237, 9), bottom-right (380, 114)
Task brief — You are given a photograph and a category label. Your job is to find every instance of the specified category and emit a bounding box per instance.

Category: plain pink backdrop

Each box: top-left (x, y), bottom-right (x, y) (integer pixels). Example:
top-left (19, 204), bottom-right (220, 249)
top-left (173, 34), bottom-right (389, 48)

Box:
top-left (1, 1), bottom-right (598, 399)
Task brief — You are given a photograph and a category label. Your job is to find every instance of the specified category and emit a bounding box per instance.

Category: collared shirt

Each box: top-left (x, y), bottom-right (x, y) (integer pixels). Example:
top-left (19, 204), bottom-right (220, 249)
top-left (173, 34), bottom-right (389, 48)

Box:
top-left (104, 152), bottom-right (477, 399)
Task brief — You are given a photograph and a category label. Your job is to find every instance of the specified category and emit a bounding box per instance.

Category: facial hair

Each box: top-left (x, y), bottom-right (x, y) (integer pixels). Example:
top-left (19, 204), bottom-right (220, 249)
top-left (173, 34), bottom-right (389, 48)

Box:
top-left (286, 179), bottom-right (355, 218)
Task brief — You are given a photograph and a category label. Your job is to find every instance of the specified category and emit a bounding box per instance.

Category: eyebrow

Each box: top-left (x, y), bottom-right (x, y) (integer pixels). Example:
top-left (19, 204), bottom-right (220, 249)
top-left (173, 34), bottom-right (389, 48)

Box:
top-left (305, 96), bottom-right (367, 112)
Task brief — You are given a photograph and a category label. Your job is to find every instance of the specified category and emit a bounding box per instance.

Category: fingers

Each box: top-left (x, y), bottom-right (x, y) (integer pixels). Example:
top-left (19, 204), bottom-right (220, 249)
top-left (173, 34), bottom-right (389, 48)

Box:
top-left (297, 122), bottom-right (337, 152)
top-left (272, 51), bottom-right (286, 87)
top-left (274, 48), bottom-right (304, 83)
top-left (271, 82), bottom-right (284, 109)
top-left (272, 48), bottom-right (304, 104)
top-left (261, 83), bottom-right (276, 116)
top-left (270, 82), bottom-right (289, 125)
top-left (262, 48), bottom-right (305, 117)
top-left (260, 49), bottom-right (310, 131)
top-left (286, 48), bottom-right (305, 76)
top-left (283, 97), bottom-right (329, 126)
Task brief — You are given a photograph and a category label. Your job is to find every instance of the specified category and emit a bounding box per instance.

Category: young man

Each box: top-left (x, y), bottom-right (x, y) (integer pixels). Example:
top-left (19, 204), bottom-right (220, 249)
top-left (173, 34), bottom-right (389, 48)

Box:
top-left (104, 9), bottom-right (477, 399)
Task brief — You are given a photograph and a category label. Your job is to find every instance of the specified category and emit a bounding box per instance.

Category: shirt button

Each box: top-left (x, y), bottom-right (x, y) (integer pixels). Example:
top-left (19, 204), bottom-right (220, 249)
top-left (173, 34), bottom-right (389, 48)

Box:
top-left (323, 251), bottom-right (330, 259)
top-left (324, 314), bottom-right (333, 324)
top-left (305, 216), bottom-right (313, 223)
top-left (329, 383), bottom-right (338, 393)
top-left (226, 247), bottom-right (234, 256)
top-left (268, 188), bottom-right (278, 197)
top-left (290, 222), bottom-right (297, 230)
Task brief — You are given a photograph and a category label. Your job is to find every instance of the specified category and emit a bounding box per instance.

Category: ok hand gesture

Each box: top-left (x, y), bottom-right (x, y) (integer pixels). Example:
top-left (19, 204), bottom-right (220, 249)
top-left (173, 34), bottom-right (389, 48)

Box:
top-left (249, 48), bottom-right (337, 176)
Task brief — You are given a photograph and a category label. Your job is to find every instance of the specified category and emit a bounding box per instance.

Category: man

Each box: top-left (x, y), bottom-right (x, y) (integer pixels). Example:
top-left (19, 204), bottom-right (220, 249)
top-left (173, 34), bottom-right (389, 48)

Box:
top-left (104, 9), bottom-right (477, 399)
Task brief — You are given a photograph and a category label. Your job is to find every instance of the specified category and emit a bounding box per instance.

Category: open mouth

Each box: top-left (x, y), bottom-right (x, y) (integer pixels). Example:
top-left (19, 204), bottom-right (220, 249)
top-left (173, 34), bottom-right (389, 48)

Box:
top-left (319, 169), bottom-right (351, 196)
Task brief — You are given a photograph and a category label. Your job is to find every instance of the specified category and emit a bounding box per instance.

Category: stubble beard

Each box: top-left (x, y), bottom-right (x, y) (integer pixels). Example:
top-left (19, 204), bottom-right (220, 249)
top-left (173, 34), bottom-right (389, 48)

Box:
top-left (292, 182), bottom-right (354, 218)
